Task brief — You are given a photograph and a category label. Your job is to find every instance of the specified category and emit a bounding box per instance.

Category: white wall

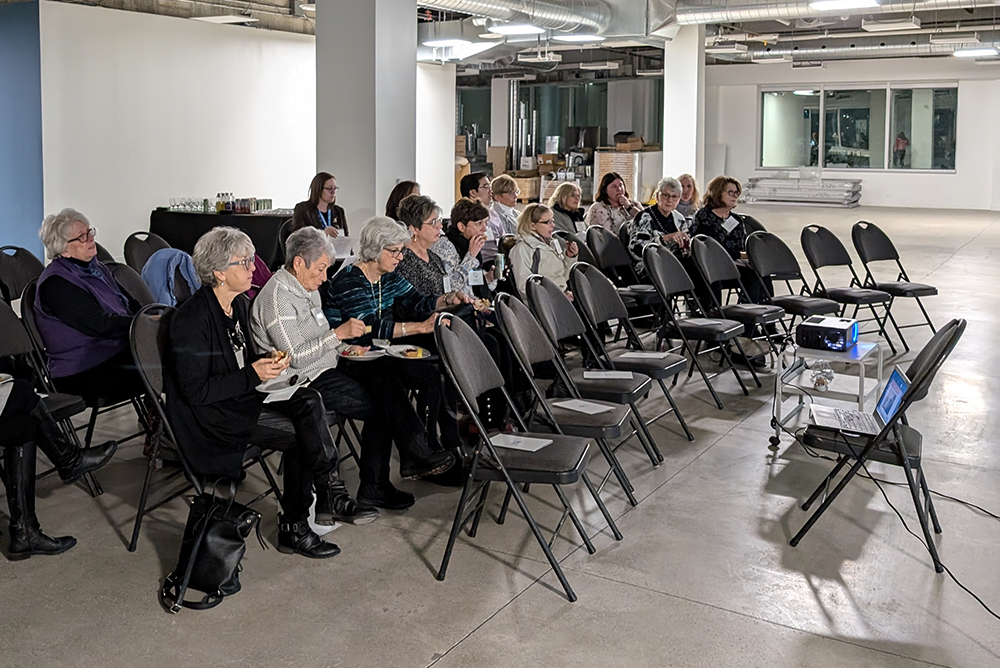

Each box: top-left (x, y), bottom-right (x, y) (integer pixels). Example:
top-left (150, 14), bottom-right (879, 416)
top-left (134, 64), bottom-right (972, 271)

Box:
top-left (416, 62), bottom-right (457, 207)
top-left (39, 1), bottom-right (316, 259)
top-left (706, 58), bottom-right (1000, 210)
top-left (663, 25), bottom-right (705, 184)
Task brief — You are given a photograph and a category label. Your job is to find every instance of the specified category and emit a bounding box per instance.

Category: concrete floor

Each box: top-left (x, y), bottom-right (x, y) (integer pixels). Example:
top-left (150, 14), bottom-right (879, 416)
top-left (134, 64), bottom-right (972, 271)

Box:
top-left (2, 205), bottom-right (998, 667)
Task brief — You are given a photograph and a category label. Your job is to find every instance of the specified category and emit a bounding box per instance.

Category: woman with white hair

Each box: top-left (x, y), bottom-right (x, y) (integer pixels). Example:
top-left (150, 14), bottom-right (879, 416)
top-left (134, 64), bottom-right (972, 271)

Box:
top-left (628, 176), bottom-right (691, 277)
top-left (167, 226), bottom-right (343, 559)
top-left (34, 208), bottom-right (146, 399)
top-left (251, 227), bottom-right (452, 510)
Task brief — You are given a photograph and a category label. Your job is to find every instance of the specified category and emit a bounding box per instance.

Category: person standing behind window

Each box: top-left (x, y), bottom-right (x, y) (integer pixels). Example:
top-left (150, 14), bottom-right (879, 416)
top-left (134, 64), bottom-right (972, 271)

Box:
top-left (292, 172), bottom-right (348, 238)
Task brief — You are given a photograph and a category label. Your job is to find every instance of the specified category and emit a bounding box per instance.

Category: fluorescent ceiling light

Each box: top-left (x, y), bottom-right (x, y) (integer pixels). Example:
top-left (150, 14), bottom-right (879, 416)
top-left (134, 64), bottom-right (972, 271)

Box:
top-left (809, 0), bottom-right (879, 10)
top-left (579, 61), bottom-right (619, 70)
top-left (792, 60), bottom-right (824, 68)
top-left (299, 3), bottom-right (315, 12)
top-left (191, 14), bottom-right (258, 24)
top-left (478, 32), bottom-right (506, 40)
top-left (752, 54), bottom-right (793, 63)
top-left (974, 57), bottom-right (1000, 64)
top-left (500, 73), bottom-right (537, 81)
top-left (553, 33), bottom-right (605, 43)
top-left (861, 17), bottom-right (920, 32)
top-left (636, 68), bottom-right (664, 76)
top-left (488, 23), bottom-right (545, 35)
top-left (930, 32), bottom-right (980, 44)
top-left (518, 52), bottom-right (562, 63)
top-left (793, 90), bottom-right (816, 96)
top-left (954, 46), bottom-right (998, 57)
top-left (423, 38), bottom-right (471, 47)
top-left (705, 42), bottom-right (748, 54)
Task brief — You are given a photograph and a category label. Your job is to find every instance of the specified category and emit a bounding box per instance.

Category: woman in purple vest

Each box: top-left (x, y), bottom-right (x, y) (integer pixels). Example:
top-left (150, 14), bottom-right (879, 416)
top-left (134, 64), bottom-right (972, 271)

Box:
top-left (35, 209), bottom-right (145, 400)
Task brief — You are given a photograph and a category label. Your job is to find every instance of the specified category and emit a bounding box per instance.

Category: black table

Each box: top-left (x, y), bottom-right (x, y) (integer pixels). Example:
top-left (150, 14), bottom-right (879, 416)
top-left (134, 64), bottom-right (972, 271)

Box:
top-left (149, 209), bottom-right (290, 270)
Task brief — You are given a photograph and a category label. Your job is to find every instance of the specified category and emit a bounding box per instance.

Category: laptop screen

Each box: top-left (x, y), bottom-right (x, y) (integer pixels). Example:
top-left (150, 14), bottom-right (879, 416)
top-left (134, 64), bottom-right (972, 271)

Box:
top-left (875, 367), bottom-right (910, 425)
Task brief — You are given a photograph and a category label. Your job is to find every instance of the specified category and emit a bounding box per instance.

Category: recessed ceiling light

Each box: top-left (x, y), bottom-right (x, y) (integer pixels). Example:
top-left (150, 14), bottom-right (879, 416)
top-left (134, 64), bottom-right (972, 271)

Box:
top-left (553, 34), bottom-right (605, 43)
top-left (793, 90), bottom-right (816, 96)
top-left (191, 14), bottom-right (258, 24)
top-left (954, 46), bottom-right (998, 57)
top-left (809, 0), bottom-right (878, 10)
top-left (423, 39), bottom-right (471, 48)
top-left (488, 23), bottom-right (546, 36)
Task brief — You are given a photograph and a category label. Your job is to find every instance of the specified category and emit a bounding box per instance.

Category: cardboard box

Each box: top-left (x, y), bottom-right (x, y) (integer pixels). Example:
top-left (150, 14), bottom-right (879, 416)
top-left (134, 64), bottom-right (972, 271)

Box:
top-left (520, 156), bottom-right (538, 171)
top-left (487, 146), bottom-right (510, 175)
top-left (455, 160), bottom-right (470, 202)
top-left (456, 135), bottom-right (467, 156)
top-left (615, 135), bottom-right (646, 151)
top-left (511, 176), bottom-right (540, 202)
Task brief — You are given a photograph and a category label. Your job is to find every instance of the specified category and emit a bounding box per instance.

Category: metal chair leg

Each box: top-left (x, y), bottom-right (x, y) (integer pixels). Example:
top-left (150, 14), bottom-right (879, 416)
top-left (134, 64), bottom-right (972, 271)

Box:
top-left (552, 484), bottom-right (595, 554)
top-left (582, 471), bottom-right (623, 541)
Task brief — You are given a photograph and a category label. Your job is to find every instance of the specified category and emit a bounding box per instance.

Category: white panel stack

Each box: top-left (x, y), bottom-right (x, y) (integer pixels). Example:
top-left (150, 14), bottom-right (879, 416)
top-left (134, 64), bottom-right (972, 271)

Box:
top-left (742, 177), bottom-right (862, 207)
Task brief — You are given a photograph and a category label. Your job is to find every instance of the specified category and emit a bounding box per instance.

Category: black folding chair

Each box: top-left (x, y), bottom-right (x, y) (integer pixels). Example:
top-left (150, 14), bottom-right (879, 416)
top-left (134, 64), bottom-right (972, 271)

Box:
top-left (586, 226), bottom-right (658, 306)
top-left (740, 214), bottom-right (766, 235)
top-left (691, 234), bottom-right (786, 362)
top-left (790, 318), bottom-right (966, 573)
top-left (95, 243), bottom-right (115, 264)
top-left (745, 231), bottom-right (840, 334)
top-left (554, 230), bottom-right (597, 267)
top-left (275, 219), bottom-right (294, 267)
top-left (800, 225), bottom-right (897, 354)
top-left (643, 244), bottom-right (751, 409)
top-left (852, 220), bottom-right (937, 351)
top-left (123, 231), bottom-right (170, 273)
top-left (568, 262), bottom-right (694, 442)
top-left (434, 312), bottom-right (620, 602)
top-left (108, 262), bottom-right (156, 307)
top-left (0, 246), bottom-right (44, 304)
top-left (495, 292), bottom-right (639, 506)
top-left (524, 275), bottom-right (663, 466)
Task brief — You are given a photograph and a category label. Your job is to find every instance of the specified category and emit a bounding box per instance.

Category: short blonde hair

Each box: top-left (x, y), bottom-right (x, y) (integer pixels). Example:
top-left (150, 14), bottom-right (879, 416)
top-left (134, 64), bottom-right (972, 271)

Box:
top-left (517, 203), bottom-right (551, 237)
top-left (40, 208), bottom-right (90, 260)
top-left (678, 173), bottom-right (700, 205)
top-left (547, 182), bottom-right (581, 210)
top-left (491, 174), bottom-right (518, 198)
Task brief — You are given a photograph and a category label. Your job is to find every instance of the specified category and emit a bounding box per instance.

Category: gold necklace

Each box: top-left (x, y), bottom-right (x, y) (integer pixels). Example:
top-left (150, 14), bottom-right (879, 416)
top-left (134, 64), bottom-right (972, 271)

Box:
top-left (360, 262), bottom-right (383, 317)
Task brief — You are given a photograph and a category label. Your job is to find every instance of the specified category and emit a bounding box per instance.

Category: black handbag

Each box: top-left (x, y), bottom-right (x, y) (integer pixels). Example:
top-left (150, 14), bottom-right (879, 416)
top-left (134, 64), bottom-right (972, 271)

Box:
top-left (159, 483), bottom-right (264, 613)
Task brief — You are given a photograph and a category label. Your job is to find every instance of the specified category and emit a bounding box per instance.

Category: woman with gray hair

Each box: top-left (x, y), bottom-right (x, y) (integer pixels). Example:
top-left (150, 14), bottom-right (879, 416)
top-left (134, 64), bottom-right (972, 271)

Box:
top-left (627, 176), bottom-right (691, 277)
top-left (167, 226), bottom-right (343, 558)
top-left (34, 208), bottom-right (145, 399)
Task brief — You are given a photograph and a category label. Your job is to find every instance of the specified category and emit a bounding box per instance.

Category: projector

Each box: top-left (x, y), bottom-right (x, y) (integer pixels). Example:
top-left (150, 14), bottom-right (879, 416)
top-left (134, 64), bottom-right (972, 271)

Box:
top-left (796, 316), bottom-right (859, 352)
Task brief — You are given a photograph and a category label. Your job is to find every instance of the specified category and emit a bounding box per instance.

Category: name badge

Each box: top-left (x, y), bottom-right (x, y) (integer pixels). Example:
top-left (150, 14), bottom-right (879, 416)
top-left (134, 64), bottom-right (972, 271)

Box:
top-left (442, 275), bottom-right (452, 293)
top-left (311, 307), bottom-right (327, 326)
top-left (721, 217), bottom-right (740, 234)
top-left (468, 269), bottom-right (485, 286)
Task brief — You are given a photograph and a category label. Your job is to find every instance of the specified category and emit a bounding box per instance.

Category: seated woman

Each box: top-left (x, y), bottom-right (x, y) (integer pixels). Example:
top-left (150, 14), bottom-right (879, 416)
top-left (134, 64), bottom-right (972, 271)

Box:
top-left (251, 228), bottom-right (452, 510)
top-left (676, 173), bottom-right (700, 219)
top-left (487, 174), bottom-right (520, 240)
top-left (321, 217), bottom-right (468, 456)
top-left (35, 209), bottom-right (146, 400)
top-left (394, 195), bottom-right (451, 297)
top-left (629, 176), bottom-right (691, 277)
top-left (509, 204), bottom-right (579, 298)
top-left (437, 198), bottom-right (493, 300)
top-left (291, 172), bottom-right (347, 238)
top-left (584, 172), bottom-right (642, 233)
top-left (548, 182), bottom-right (585, 234)
top-left (166, 227), bottom-right (344, 559)
top-left (0, 378), bottom-right (116, 560)
top-left (384, 180), bottom-right (420, 221)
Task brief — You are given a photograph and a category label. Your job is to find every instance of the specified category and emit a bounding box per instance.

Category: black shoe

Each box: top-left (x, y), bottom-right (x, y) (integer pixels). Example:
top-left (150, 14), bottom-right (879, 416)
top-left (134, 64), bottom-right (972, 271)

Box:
top-left (357, 484), bottom-right (416, 510)
top-left (8, 522), bottom-right (77, 561)
top-left (276, 517), bottom-right (340, 559)
top-left (5, 443), bottom-right (76, 561)
top-left (399, 450), bottom-right (456, 480)
top-left (314, 481), bottom-right (379, 526)
top-left (58, 441), bottom-right (117, 483)
top-left (420, 462), bottom-right (468, 487)
top-left (28, 402), bottom-right (117, 483)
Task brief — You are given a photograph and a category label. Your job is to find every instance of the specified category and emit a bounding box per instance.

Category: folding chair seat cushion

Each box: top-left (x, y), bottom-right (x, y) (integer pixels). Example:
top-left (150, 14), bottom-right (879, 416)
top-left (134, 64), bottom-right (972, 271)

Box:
top-left (822, 286), bottom-right (891, 305)
top-left (616, 286), bottom-right (660, 306)
top-left (41, 392), bottom-right (87, 422)
top-left (569, 367), bottom-right (651, 404)
top-left (663, 316), bottom-right (743, 342)
top-left (604, 349), bottom-right (687, 379)
top-left (872, 280), bottom-right (938, 298)
top-left (542, 400), bottom-right (630, 439)
top-left (770, 294), bottom-right (840, 318)
top-left (801, 422), bottom-right (922, 468)
top-left (479, 433), bottom-right (591, 485)
top-left (718, 303), bottom-right (784, 326)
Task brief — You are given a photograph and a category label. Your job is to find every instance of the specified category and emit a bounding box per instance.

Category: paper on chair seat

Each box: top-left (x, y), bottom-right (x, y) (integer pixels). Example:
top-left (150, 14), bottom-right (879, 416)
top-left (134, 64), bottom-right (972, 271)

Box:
top-left (552, 399), bottom-right (614, 415)
top-left (490, 434), bottom-right (552, 452)
top-left (583, 370), bottom-right (634, 380)
top-left (619, 351), bottom-right (670, 359)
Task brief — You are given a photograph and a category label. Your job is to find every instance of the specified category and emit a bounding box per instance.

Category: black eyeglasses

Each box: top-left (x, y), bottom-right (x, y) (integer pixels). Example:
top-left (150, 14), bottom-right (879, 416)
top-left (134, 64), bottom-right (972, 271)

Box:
top-left (227, 257), bottom-right (255, 271)
top-left (67, 227), bottom-right (97, 244)
top-left (383, 247), bottom-right (404, 259)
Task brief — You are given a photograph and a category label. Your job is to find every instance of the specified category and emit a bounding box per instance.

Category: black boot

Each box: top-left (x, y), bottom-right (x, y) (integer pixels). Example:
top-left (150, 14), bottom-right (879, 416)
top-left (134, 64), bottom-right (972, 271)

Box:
top-left (357, 483), bottom-right (416, 510)
top-left (5, 442), bottom-right (76, 561)
top-left (28, 402), bottom-right (117, 483)
top-left (314, 475), bottom-right (379, 526)
top-left (276, 516), bottom-right (341, 559)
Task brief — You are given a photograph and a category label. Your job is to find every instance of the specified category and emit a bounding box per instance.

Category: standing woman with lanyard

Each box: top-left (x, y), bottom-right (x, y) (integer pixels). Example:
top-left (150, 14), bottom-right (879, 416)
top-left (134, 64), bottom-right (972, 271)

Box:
top-left (292, 171), bottom-right (349, 238)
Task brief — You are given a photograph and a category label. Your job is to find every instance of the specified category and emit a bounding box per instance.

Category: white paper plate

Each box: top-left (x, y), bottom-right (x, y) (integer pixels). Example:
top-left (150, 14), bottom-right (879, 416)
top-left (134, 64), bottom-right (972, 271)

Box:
top-left (385, 344), bottom-right (432, 360)
top-left (339, 349), bottom-right (386, 362)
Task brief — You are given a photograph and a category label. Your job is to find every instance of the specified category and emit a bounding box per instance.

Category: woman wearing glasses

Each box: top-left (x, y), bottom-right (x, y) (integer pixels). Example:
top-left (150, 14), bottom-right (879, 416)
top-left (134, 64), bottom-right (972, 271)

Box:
top-left (689, 176), bottom-right (748, 261)
top-left (35, 209), bottom-right (146, 399)
top-left (291, 171), bottom-right (348, 238)
top-left (628, 176), bottom-right (690, 278)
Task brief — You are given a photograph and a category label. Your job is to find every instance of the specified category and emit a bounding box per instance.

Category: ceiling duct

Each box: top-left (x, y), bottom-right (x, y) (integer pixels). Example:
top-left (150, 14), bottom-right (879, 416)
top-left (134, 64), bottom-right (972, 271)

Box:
top-left (418, 0), bottom-right (612, 34)
top-left (729, 34), bottom-right (1000, 61)
top-left (675, 0), bottom-right (1000, 26)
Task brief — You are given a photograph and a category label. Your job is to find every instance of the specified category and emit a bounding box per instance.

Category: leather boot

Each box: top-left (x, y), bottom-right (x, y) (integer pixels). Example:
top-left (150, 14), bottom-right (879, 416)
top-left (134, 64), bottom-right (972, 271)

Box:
top-left (314, 475), bottom-right (379, 526)
top-left (29, 402), bottom-right (117, 483)
top-left (276, 516), bottom-right (341, 559)
top-left (5, 442), bottom-right (77, 561)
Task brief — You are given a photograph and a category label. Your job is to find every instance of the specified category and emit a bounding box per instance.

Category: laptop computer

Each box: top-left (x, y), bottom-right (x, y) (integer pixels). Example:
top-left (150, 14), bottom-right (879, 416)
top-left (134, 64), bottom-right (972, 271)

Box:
top-left (810, 366), bottom-right (910, 435)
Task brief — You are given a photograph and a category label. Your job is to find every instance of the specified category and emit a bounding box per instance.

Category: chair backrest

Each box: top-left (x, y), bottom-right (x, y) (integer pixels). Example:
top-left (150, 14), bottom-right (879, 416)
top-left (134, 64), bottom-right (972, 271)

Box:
top-left (741, 214), bottom-right (766, 235)
top-left (555, 230), bottom-right (598, 266)
top-left (903, 318), bottom-right (965, 403)
top-left (0, 298), bottom-right (36, 357)
top-left (691, 234), bottom-right (740, 285)
top-left (745, 231), bottom-right (803, 280)
top-left (643, 243), bottom-right (695, 297)
top-left (95, 243), bottom-right (115, 264)
top-left (586, 226), bottom-right (634, 270)
top-left (108, 262), bottom-right (156, 307)
top-left (124, 231), bottom-right (170, 272)
top-left (434, 313), bottom-right (504, 404)
top-left (568, 262), bottom-right (629, 326)
top-left (800, 225), bottom-right (853, 270)
top-left (276, 218), bottom-right (294, 265)
top-left (19, 280), bottom-right (45, 355)
top-left (494, 293), bottom-right (557, 368)
top-left (0, 246), bottom-right (45, 304)
top-left (130, 303), bottom-right (175, 397)
top-left (852, 220), bottom-right (899, 264)
top-left (525, 274), bottom-right (587, 342)
top-left (172, 265), bottom-right (194, 304)
top-left (617, 222), bottom-right (631, 251)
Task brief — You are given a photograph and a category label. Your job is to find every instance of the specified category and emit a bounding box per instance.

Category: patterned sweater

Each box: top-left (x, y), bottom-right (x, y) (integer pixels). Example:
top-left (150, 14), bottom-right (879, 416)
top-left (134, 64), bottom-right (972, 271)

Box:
top-left (628, 205), bottom-right (689, 276)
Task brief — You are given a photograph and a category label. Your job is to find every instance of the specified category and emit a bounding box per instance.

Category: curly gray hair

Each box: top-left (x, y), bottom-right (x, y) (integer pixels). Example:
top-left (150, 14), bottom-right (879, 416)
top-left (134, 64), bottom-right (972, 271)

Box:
top-left (192, 226), bottom-right (256, 288)
top-left (284, 227), bottom-right (334, 271)
top-left (357, 216), bottom-right (410, 263)
top-left (656, 176), bottom-right (683, 196)
top-left (39, 208), bottom-right (90, 260)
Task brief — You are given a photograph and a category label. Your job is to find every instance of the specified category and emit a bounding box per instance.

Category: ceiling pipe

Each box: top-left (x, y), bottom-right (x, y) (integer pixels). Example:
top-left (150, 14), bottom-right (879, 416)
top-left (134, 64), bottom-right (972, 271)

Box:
top-left (715, 20), bottom-right (1000, 43)
top-left (676, 0), bottom-right (1000, 26)
top-left (418, 0), bottom-right (612, 33)
top-left (727, 36), bottom-right (1000, 60)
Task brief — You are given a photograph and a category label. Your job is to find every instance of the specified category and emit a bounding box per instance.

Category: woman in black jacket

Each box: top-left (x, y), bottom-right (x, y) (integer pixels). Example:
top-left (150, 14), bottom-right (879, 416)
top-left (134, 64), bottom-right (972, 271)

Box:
top-left (166, 226), bottom-right (368, 560)
top-left (291, 172), bottom-right (348, 238)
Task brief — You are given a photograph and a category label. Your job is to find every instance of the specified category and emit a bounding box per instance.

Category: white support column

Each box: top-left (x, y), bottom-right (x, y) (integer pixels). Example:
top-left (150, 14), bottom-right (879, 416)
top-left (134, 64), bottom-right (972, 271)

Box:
top-left (490, 77), bottom-right (511, 147)
top-left (909, 88), bottom-right (934, 169)
top-left (416, 62), bottom-right (457, 206)
top-left (661, 25), bottom-right (706, 184)
top-left (316, 0), bottom-right (417, 225)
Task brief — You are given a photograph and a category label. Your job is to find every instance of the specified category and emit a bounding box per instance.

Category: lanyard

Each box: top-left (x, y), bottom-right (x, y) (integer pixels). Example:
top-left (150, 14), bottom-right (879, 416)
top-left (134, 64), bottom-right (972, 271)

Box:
top-left (318, 207), bottom-right (332, 229)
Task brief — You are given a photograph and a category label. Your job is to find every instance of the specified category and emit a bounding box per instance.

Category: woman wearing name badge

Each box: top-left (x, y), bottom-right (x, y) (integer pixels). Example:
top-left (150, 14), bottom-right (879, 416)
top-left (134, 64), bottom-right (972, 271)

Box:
top-left (292, 172), bottom-right (348, 238)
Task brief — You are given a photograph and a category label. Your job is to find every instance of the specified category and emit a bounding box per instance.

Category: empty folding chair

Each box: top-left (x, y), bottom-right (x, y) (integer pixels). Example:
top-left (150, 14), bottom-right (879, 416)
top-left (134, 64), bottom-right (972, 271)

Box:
top-left (800, 225), bottom-right (897, 353)
top-left (568, 262), bottom-right (694, 442)
top-left (586, 226), bottom-right (658, 306)
top-left (745, 231), bottom-right (840, 334)
top-left (434, 313), bottom-right (621, 602)
top-left (643, 244), bottom-right (751, 409)
top-left (740, 214), bottom-right (766, 235)
top-left (0, 246), bottom-right (45, 304)
top-left (690, 234), bottom-right (786, 361)
top-left (123, 231), bottom-right (171, 273)
top-left (852, 220), bottom-right (937, 351)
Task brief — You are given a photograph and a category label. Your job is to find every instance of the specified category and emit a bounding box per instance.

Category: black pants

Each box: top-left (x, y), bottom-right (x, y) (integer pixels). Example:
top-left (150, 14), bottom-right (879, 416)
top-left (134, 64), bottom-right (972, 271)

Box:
top-left (0, 379), bottom-right (41, 449)
top-left (52, 348), bottom-right (145, 401)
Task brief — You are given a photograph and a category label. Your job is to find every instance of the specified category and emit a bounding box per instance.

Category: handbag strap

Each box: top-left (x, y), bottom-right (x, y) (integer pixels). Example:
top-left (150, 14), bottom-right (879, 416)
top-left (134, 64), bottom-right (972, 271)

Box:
top-left (161, 503), bottom-right (222, 614)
